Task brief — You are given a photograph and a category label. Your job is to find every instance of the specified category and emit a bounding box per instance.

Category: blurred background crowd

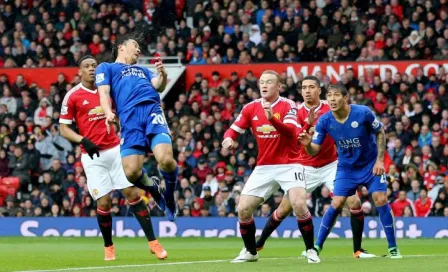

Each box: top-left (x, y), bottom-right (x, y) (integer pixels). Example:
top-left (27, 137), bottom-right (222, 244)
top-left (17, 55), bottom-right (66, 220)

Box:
top-left (0, 0), bottom-right (447, 218)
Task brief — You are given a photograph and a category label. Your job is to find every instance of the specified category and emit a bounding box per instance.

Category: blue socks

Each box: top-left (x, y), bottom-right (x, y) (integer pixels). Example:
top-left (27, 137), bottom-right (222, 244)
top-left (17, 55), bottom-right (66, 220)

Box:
top-left (160, 166), bottom-right (178, 193)
top-left (316, 206), bottom-right (340, 249)
top-left (377, 204), bottom-right (397, 248)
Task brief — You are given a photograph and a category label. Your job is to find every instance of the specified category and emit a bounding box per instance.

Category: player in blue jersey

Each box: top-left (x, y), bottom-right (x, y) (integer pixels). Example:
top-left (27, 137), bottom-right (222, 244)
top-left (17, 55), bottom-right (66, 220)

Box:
top-left (95, 33), bottom-right (179, 222)
top-left (298, 84), bottom-right (402, 259)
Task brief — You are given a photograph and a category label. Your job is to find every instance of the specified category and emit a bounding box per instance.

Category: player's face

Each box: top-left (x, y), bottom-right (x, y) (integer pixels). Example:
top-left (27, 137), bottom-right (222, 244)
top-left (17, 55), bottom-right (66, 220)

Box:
top-left (259, 73), bottom-right (281, 100)
top-left (326, 89), bottom-right (347, 112)
top-left (120, 39), bottom-right (141, 64)
top-left (301, 79), bottom-right (321, 105)
top-left (79, 58), bottom-right (97, 83)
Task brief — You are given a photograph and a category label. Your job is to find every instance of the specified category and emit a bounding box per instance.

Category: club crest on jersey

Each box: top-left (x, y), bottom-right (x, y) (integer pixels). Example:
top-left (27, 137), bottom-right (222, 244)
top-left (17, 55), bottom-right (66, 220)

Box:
top-left (273, 113), bottom-right (281, 120)
top-left (88, 106), bottom-right (104, 115)
top-left (93, 189), bottom-right (99, 196)
top-left (256, 125), bottom-right (276, 134)
top-left (351, 121), bottom-right (359, 128)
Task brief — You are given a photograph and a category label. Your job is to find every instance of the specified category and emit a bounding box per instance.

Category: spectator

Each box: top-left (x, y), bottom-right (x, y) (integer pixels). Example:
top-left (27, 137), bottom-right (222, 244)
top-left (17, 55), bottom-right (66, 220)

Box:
top-left (391, 190), bottom-right (416, 216)
top-left (0, 148), bottom-right (9, 176)
top-left (0, 86), bottom-right (17, 115)
top-left (414, 188), bottom-right (433, 217)
top-left (8, 145), bottom-right (30, 191)
top-left (33, 98), bottom-right (53, 127)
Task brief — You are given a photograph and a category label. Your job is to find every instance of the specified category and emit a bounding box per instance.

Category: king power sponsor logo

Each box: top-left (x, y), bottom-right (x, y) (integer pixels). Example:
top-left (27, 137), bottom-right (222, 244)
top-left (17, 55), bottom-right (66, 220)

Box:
top-left (1, 217), bottom-right (447, 238)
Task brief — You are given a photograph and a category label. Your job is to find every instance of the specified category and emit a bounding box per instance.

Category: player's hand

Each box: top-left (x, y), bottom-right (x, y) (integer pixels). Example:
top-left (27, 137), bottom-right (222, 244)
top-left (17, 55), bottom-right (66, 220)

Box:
top-left (105, 112), bottom-right (116, 134)
top-left (306, 106), bottom-right (317, 125)
top-left (80, 137), bottom-right (100, 159)
top-left (222, 137), bottom-right (235, 149)
top-left (373, 160), bottom-right (385, 175)
top-left (298, 130), bottom-right (312, 146)
top-left (262, 100), bottom-right (273, 120)
top-left (154, 57), bottom-right (166, 75)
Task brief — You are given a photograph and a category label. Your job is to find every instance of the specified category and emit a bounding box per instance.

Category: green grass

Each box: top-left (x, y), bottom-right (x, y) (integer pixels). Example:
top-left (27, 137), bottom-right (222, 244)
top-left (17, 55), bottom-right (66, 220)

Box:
top-left (0, 238), bottom-right (446, 272)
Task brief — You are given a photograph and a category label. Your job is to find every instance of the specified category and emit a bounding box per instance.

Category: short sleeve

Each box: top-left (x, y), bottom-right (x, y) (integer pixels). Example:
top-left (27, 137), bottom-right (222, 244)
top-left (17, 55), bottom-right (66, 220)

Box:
top-left (59, 93), bottom-right (75, 124)
top-left (365, 107), bottom-right (383, 133)
top-left (145, 67), bottom-right (158, 80)
top-left (312, 117), bottom-right (327, 145)
top-left (95, 63), bottom-right (111, 87)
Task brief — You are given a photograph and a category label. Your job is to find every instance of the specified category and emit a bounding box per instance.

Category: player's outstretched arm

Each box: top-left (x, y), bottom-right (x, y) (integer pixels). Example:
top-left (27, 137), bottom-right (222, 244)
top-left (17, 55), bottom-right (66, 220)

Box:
top-left (98, 85), bottom-right (117, 133)
top-left (298, 131), bottom-right (321, 156)
top-left (373, 127), bottom-right (386, 175)
top-left (151, 57), bottom-right (168, 92)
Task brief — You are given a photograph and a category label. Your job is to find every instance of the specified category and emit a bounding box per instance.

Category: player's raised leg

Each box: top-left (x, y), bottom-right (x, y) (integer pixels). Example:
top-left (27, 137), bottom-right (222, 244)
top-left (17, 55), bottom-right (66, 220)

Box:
top-left (256, 197), bottom-right (292, 251)
top-left (96, 194), bottom-right (115, 261)
top-left (122, 186), bottom-right (168, 260)
top-left (151, 136), bottom-right (179, 222)
top-left (231, 195), bottom-right (263, 263)
top-left (120, 154), bottom-right (166, 211)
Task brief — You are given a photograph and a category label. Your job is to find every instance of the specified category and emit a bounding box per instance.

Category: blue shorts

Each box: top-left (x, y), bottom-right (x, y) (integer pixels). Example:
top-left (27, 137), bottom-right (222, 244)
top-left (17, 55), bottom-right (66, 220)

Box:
top-left (333, 161), bottom-right (387, 197)
top-left (119, 102), bottom-right (171, 157)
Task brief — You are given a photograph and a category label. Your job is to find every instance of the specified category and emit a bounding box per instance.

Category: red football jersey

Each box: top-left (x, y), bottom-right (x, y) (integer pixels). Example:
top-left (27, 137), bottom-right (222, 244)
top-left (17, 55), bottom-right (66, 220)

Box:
top-left (225, 97), bottom-right (300, 166)
top-left (297, 101), bottom-right (338, 167)
top-left (59, 83), bottom-right (120, 153)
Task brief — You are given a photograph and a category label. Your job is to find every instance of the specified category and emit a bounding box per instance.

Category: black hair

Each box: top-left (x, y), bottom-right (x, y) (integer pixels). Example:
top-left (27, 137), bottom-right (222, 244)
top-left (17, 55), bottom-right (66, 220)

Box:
top-left (302, 75), bottom-right (321, 88)
top-left (78, 55), bottom-right (95, 67)
top-left (111, 32), bottom-right (145, 60)
top-left (327, 84), bottom-right (348, 96)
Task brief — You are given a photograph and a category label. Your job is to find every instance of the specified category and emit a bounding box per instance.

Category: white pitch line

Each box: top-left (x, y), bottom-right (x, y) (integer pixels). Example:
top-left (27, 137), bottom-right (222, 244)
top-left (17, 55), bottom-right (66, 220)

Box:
top-left (14, 255), bottom-right (448, 272)
top-left (14, 257), bottom-right (296, 272)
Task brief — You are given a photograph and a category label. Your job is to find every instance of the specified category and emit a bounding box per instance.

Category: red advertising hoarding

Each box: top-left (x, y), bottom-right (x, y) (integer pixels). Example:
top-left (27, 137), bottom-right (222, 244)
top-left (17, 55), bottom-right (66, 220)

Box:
top-left (185, 61), bottom-right (448, 88)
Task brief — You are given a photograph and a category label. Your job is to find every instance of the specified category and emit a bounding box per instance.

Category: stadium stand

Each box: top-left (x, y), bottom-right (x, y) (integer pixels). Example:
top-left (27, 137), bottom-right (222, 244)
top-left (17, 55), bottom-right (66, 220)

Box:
top-left (0, 0), bottom-right (447, 219)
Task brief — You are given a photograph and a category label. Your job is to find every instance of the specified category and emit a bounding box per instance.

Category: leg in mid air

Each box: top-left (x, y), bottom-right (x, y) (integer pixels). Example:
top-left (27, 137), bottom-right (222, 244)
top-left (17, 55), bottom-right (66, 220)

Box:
top-left (231, 195), bottom-right (264, 263)
top-left (256, 197), bottom-right (292, 251)
top-left (121, 154), bottom-right (166, 211)
top-left (121, 186), bottom-right (168, 260)
top-left (288, 186), bottom-right (320, 264)
top-left (346, 194), bottom-right (376, 258)
top-left (151, 134), bottom-right (179, 222)
top-left (96, 195), bottom-right (115, 261)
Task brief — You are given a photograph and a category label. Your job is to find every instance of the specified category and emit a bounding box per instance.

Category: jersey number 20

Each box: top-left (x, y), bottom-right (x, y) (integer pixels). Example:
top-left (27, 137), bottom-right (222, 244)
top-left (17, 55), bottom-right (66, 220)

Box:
top-left (151, 113), bottom-right (166, 125)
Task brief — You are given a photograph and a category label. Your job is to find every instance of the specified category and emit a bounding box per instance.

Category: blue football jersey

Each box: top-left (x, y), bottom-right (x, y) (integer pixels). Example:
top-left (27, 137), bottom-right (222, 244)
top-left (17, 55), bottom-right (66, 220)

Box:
top-left (95, 62), bottom-right (159, 115)
top-left (312, 105), bottom-right (383, 169)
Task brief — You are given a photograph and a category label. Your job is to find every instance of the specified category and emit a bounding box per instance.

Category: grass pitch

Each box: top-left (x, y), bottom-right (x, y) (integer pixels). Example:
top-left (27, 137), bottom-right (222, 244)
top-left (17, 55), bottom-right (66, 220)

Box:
top-left (0, 237), bottom-right (446, 272)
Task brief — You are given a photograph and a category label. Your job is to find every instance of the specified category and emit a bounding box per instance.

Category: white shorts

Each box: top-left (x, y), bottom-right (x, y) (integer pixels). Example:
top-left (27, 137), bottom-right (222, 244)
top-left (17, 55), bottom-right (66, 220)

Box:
top-left (304, 160), bottom-right (337, 193)
top-left (81, 145), bottom-right (134, 200)
top-left (241, 164), bottom-right (306, 200)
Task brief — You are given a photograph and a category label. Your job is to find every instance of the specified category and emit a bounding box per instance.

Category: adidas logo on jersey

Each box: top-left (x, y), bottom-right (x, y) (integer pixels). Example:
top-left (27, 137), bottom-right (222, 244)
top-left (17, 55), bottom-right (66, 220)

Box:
top-left (82, 100), bottom-right (89, 105)
top-left (252, 116), bottom-right (258, 120)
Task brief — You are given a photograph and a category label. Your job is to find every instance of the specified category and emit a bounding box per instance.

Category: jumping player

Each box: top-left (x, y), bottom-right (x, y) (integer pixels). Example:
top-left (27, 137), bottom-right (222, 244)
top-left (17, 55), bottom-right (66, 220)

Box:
top-left (298, 84), bottom-right (402, 259)
top-left (256, 76), bottom-right (375, 259)
top-left (223, 70), bottom-right (320, 264)
top-left (95, 33), bottom-right (179, 221)
top-left (59, 55), bottom-right (168, 260)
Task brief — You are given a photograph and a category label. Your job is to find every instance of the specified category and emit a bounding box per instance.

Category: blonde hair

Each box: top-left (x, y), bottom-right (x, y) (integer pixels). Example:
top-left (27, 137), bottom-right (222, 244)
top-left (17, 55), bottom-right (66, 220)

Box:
top-left (261, 70), bottom-right (282, 84)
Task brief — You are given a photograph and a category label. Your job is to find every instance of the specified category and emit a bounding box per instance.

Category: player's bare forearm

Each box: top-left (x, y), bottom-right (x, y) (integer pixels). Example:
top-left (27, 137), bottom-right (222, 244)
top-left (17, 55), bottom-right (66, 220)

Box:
top-left (152, 72), bottom-right (167, 93)
top-left (376, 128), bottom-right (386, 162)
top-left (305, 143), bottom-right (320, 156)
top-left (98, 85), bottom-right (113, 115)
top-left (60, 124), bottom-right (83, 144)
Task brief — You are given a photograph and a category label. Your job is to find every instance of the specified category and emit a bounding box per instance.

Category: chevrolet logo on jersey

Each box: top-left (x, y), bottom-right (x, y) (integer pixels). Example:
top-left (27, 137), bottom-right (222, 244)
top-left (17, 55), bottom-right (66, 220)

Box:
top-left (256, 125), bottom-right (276, 134)
top-left (88, 106), bottom-right (104, 115)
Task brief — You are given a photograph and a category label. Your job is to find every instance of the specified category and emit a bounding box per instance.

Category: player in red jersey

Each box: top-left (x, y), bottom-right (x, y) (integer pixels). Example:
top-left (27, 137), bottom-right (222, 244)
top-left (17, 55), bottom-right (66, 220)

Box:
top-left (222, 71), bottom-right (320, 264)
top-left (59, 56), bottom-right (168, 261)
top-left (256, 76), bottom-right (375, 259)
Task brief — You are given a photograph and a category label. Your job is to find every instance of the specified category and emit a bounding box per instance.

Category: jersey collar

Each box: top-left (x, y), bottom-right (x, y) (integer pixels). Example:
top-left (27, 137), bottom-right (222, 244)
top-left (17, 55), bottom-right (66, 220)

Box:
top-left (80, 83), bottom-right (97, 94)
top-left (303, 100), bottom-right (323, 112)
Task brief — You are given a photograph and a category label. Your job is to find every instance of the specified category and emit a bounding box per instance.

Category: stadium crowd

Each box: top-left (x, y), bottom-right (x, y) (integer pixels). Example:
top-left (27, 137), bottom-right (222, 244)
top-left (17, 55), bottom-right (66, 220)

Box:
top-left (0, 0), bottom-right (447, 218)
